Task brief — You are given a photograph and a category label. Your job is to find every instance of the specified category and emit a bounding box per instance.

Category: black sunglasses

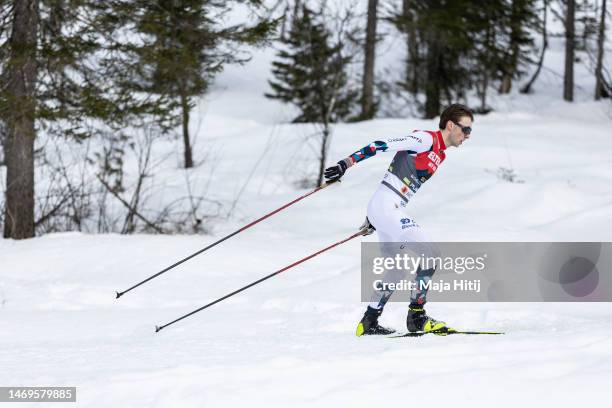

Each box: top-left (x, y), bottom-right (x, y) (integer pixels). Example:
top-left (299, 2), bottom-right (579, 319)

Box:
top-left (453, 121), bottom-right (472, 135)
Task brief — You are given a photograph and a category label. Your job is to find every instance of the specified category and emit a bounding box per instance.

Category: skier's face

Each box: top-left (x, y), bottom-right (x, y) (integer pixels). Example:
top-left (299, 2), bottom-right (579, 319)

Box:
top-left (449, 116), bottom-right (472, 147)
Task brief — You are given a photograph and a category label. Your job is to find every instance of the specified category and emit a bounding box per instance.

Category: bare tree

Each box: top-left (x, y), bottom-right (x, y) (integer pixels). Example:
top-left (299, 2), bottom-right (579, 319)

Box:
top-left (317, 4), bottom-right (358, 186)
top-left (121, 129), bottom-right (155, 234)
top-left (36, 138), bottom-right (94, 233)
top-left (97, 175), bottom-right (165, 234)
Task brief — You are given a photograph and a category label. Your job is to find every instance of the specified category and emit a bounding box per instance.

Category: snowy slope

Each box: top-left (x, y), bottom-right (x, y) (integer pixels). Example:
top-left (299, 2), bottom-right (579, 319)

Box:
top-left (2, 11), bottom-right (612, 408)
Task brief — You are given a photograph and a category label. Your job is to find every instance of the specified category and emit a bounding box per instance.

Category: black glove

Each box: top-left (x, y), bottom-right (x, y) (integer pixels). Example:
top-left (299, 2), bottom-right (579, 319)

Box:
top-left (359, 217), bottom-right (376, 235)
top-left (324, 160), bottom-right (349, 182)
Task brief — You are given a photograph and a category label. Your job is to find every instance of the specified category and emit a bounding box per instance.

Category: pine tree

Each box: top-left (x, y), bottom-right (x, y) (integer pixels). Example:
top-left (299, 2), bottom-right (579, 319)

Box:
top-left (497, 0), bottom-right (538, 94)
top-left (110, 0), bottom-right (276, 168)
top-left (390, 0), bottom-right (538, 117)
top-left (0, 0), bottom-right (126, 239)
top-left (469, 0), bottom-right (510, 110)
top-left (418, 0), bottom-right (475, 118)
top-left (266, 4), bottom-right (357, 186)
top-left (389, 0), bottom-right (478, 117)
top-left (400, 0), bottom-right (421, 96)
top-left (266, 5), bottom-right (356, 124)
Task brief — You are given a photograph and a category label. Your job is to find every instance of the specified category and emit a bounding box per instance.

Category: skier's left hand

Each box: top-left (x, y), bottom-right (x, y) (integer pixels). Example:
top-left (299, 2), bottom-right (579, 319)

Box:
top-left (324, 160), bottom-right (348, 182)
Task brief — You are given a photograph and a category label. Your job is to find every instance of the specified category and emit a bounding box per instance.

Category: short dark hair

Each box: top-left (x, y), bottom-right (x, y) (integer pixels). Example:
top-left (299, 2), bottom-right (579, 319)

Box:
top-left (439, 104), bottom-right (474, 130)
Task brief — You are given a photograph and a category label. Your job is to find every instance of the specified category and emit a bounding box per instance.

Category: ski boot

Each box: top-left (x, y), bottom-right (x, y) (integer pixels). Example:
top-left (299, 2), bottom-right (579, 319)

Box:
top-left (356, 306), bottom-right (396, 336)
top-left (406, 306), bottom-right (453, 335)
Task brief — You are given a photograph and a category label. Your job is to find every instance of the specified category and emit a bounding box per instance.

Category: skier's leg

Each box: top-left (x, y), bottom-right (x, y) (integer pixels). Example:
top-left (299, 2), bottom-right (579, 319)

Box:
top-left (356, 188), bottom-right (403, 336)
top-left (359, 186), bottom-right (445, 336)
top-left (410, 266), bottom-right (436, 307)
top-left (356, 224), bottom-right (400, 336)
top-left (396, 225), bottom-right (452, 333)
top-left (368, 200), bottom-right (451, 333)
top-left (367, 232), bottom-right (399, 310)
top-left (368, 201), bottom-right (438, 311)
top-left (365, 187), bottom-right (406, 311)
top-left (392, 217), bottom-right (439, 308)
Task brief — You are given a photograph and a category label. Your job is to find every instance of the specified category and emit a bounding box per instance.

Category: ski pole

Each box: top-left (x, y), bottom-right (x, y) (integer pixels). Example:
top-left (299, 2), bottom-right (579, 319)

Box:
top-left (155, 227), bottom-right (367, 333)
top-left (116, 180), bottom-right (339, 299)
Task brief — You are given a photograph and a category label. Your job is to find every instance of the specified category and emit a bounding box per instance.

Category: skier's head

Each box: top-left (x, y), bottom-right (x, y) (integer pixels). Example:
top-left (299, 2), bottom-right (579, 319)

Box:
top-left (439, 104), bottom-right (474, 147)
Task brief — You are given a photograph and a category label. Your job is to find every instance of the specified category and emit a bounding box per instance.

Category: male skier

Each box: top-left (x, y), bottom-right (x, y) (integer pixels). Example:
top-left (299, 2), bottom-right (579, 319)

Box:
top-left (324, 104), bottom-right (474, 336)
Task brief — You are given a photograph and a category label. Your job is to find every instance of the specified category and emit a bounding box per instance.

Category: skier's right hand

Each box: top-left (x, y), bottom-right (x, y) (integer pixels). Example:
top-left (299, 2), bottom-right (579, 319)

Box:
top-left (359, 217), bottom-right (376, 235)
top-left (324, 160), bottom-right (348, 182)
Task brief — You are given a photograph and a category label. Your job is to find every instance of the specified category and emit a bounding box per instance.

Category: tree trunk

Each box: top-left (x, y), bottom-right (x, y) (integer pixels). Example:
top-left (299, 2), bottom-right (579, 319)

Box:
top-left (480, 70), bottom-right (489, 112)
top-left (424, 36), bottom-right (441, 119)
top-left (594, 0), bottom-right (607, 100)
top-left (408, 38), bottom-right (419, 95)
top-left (499, 0), bottom-right (522, 94)
top-left (499, 75), bottom-right (512, 94)
top-left (521, 0), bottom-right (548, 94)
top-left (360, 0), bottom-right (378, 120)
top-left (180, 92), bottom-right (193, 168)
top-left (279, 4), bottom-right (290, 41)
top-left (317, 85), bottom-right (336, 186)
top-left (478, 26), bottom-right (492, 111)
top-left (3, 0), bottom-right (39, 239)
top-left (0, 124), bottom-right (5, 165)
top-left (292, 0), bottom-right (302, 28)
top-left (317, 124), bottom-right (329, 187)
top-left (564, 0), bottom-right (575, 102)
top-left (403, 0), bottom-right (419, 95)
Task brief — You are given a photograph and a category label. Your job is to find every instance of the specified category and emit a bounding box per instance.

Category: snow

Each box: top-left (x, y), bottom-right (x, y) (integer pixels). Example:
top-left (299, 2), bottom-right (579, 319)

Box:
top-left (2, 6), bottom-right (612, 407)
top-left (2, 231), bottom-right (612, 407)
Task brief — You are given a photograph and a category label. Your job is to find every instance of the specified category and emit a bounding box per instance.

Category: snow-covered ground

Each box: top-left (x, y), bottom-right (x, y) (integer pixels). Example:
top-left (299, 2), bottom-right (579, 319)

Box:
top-left (2, 230), bottom-right (612, 407)
top-left (1, 8), bottom-right (612, 407)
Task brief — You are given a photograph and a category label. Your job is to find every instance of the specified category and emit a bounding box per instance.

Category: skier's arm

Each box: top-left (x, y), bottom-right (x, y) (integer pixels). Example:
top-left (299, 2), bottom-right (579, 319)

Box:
top-left (324, 132), bottom-right (433, 182)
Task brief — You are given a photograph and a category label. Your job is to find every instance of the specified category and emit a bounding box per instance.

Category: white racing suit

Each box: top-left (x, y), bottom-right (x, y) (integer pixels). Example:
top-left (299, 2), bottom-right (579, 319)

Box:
top-left (339, 130), bottom-right (447, 310)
